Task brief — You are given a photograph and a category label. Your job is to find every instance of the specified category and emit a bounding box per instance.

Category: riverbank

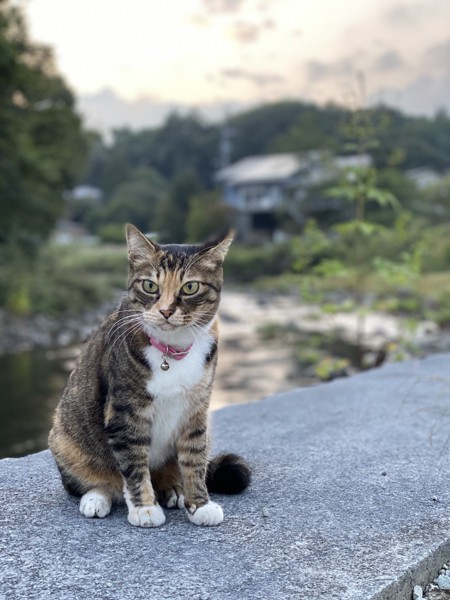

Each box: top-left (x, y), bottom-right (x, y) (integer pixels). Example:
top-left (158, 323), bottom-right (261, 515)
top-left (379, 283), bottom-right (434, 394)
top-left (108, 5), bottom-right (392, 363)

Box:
top-left (0, 298), bottom-right (120, 356)
top-left (212, 290), bottom-right (450, 409)
top-left (1, 288), bottom-right (449, 395)
top-left (1, 289), bottom-right (450, 458)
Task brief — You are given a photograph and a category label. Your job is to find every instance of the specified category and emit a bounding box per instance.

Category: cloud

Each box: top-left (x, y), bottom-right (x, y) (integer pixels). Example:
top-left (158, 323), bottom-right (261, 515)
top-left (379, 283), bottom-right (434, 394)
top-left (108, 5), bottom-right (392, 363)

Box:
top-left (372, 50), bottom-right (406, 72)
top-left (305, 59), bottom-right (354, 83)
top-left (188, 13), bottom-right (210, 27)
top-left (200, 0), bottom-right (246, 14)
top-left (220, 68), bottom-right (284, 87)
top-left (373, 70), bottom-right (450, 116)
top-left (426, 39), bottom-right (450, 72)
top-left (77, 89), bottom-right (179, 134)
top-left (229, 18), bottom-right (276, 44)
top-left (384, 3), bottom-right (420, 25)
top-left (77, 88), bottom-right (250, 135)
top-left (230, 20), bottom-right (260, 43)
top-left (383, 0), bottom-right (450, 29)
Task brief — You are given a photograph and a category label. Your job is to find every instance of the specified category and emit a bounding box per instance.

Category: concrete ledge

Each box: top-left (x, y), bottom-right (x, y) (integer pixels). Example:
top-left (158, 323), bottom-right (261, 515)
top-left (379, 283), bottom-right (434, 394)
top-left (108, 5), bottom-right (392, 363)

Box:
top-left (2, 355), bottom-right (450, 599)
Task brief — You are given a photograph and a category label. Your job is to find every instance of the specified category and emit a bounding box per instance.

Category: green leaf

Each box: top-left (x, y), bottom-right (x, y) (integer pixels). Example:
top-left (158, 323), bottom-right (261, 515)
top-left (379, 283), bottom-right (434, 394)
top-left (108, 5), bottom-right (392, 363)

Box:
top-left (312, 259), bottom-right (347, 277)
top-left (334, 221), bottom-right (384, 237)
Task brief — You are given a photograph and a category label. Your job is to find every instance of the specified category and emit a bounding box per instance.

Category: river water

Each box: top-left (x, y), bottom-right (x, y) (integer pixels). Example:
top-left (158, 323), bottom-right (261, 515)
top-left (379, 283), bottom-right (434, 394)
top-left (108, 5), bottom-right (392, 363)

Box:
top-left (0, 347), bottom-right (75, 459)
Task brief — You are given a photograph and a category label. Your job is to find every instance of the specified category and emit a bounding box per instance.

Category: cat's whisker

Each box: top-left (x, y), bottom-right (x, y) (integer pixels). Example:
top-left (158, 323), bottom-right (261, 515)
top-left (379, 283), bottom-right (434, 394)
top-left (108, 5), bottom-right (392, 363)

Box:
top-left (187, 322), bottom-right (215, 346)
top-left (115, 322), bottom-right (144, 355)
top-left (107, 314), bottom-right (142, 340)
top-left (108, 320), bottom-right (143, 356)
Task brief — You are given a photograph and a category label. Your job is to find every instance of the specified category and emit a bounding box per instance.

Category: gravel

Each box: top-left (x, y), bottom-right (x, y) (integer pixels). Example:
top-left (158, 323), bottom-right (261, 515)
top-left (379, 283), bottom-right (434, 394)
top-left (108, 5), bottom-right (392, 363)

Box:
top-left (422, 564), bottom-right (450, 599)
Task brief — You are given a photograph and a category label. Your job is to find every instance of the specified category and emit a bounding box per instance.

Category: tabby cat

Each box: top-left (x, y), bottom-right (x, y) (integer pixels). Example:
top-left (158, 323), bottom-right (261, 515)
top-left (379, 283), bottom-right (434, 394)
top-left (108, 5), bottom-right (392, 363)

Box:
top-left (49, 224), bottom-right (250, 528)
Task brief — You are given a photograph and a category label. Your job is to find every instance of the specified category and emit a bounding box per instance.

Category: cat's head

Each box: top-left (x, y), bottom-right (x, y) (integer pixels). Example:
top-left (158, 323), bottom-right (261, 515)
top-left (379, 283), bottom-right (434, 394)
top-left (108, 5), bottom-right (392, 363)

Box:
top-left (125, 224), bottom-right (233, 340)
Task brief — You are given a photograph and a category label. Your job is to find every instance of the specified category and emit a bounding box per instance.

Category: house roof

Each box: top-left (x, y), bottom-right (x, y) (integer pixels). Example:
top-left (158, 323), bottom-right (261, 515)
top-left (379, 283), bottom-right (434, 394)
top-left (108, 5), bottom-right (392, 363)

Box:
top-left (216, 152), bottom-right (373, 186)
top-left (216, 153), bottom-right (302, 185)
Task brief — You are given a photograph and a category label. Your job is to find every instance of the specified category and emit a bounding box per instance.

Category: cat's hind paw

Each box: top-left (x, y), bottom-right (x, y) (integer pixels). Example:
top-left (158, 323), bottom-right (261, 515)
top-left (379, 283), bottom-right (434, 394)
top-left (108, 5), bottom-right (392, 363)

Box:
top-left (186, 501), bottom-right (223, 526)
top-left (128, 504), bottom-right (166, 528)
top-left (80, 489), bottom-right (112, 518)
top-left (166, 491), bottom-right (185, 509)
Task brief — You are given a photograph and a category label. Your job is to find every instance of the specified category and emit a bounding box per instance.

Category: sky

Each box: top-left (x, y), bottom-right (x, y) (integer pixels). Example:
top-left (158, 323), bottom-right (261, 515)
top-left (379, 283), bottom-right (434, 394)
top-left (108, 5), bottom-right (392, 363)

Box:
top-left (21, 0), bottom-right (450, 134)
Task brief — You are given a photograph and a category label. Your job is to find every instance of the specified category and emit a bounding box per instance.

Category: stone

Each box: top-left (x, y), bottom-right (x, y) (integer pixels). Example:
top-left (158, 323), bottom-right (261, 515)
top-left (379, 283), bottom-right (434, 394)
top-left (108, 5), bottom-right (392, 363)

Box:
top-left (3, 354), bottom-right (450, 599)
top-left (437, 575), bottom-right (450, 590)
top-left (413, 585), bottom-right (423, 599)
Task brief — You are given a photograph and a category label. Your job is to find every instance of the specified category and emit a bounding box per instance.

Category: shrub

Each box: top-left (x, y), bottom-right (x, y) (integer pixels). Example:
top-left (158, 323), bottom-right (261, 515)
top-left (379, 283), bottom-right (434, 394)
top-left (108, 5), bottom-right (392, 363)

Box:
top-left (224, 242), bottom-right (293, 283)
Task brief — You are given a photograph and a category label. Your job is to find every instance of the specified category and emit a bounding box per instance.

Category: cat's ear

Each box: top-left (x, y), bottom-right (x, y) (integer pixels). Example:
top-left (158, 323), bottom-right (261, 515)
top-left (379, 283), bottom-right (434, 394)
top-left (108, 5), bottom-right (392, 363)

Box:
top-left (199, 230), bottom-right (234, 265)
top-left (126, 224), bottom-right (160, 265)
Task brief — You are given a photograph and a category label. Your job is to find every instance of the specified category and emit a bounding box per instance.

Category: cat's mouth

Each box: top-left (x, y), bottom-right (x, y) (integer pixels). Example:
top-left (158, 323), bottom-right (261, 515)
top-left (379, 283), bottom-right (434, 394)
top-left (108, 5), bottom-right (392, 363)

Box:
top-left (156, 320), bottom-right (178, 331)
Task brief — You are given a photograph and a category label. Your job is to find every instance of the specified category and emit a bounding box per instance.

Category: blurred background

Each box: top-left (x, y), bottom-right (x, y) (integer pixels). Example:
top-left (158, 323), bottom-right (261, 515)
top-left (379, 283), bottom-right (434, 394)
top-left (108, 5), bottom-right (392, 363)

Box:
top-left (1, 0), bottom-right (450, 458)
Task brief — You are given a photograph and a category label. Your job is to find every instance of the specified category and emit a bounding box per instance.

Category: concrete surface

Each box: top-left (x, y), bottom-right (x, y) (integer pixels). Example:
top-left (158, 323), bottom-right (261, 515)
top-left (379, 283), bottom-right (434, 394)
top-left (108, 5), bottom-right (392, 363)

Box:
top-left (2, 355), bottom-right (450, 600)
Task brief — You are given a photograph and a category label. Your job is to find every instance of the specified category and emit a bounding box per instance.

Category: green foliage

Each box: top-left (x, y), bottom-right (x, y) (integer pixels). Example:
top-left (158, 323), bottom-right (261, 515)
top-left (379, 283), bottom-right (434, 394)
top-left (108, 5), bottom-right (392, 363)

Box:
top-left (156, 170), bottom-right (203, 242)
top-left (257, 322), bottom-right (295, 341)
top-left (102, 166), bottom-right (168, 232)
top-left (1, 243), bottom-right (127, 316)
top-left (224, 242), bottom-right (293, 283)
top-left (86, 114), bottom-right (219, 194)
top-left (374, 248), bottom-right (422, 286)
top-left (98, 224), bottom-right (127, 244)
top-left (186, 191), bottom-right (232, 242)
top-left (291, 220), bottom-right (333, 272)
top-left (271, 104), bottom-right (344, 153)
top-left (314, 357), bottom-right (350, 382)
top-left (420, 223), bottom-right (450, 272)
top-left (0, 0), bottom-right (88, 254)
top-left (414, 175), bottom-right (450, 224)
top-left (427, 289), bottom-right (450, 327)
top-left (79, 102), bottom-right (450, 240)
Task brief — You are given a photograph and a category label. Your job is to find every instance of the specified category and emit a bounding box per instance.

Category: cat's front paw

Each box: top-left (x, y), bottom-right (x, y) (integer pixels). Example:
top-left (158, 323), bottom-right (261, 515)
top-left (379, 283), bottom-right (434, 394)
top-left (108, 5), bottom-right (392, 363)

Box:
top-left (80, 489), bottom-right (112, 518)
top-left (128, 504), bottom-right (166, 528)
top-left (186, 501), bottom-right (223, 526)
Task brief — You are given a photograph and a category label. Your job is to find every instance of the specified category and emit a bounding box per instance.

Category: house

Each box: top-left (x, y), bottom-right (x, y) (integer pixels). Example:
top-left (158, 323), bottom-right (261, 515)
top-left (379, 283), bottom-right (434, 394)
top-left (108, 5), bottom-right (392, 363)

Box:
top-left (64, 185), bottom-right (103, 202)
top-left (215, 152), bottom-right (371, 238)
top-left (405, 167), bottom-right (442, 190)
top-left (51, 220), bottom-right (95, 245)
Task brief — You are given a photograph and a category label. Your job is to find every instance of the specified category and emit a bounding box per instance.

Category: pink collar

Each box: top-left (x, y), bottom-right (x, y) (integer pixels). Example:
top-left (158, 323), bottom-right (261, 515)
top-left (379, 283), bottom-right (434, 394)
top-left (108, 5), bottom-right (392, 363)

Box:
top-left (149, 336), bottom-right (193, 360)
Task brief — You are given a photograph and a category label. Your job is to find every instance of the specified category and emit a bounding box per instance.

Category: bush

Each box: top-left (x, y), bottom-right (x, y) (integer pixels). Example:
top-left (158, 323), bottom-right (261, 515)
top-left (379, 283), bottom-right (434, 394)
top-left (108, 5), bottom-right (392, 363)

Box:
top-left (224, 242), bottom-right (293, 283)
top-left (98, 223), bottom-right (127, 244)
top-left (1, 243), bottom-right (127, 316)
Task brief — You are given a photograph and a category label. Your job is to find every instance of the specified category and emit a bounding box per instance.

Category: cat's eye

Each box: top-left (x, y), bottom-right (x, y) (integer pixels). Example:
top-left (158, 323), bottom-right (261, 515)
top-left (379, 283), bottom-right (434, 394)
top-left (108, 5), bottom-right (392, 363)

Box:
top-left (142, 280), bottom-right (159, 294)
top-left (181, 281), bottom-right (199, 295)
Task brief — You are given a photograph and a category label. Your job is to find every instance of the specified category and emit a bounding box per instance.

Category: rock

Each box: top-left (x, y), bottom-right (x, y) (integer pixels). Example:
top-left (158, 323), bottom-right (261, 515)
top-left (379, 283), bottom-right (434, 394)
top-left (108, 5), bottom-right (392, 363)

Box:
top-left (437, 575), bottom-right (450, 590)
top-left (4, 354), bottom-right (450, 599)
top-left (413, 585), bottom-right (423, 599)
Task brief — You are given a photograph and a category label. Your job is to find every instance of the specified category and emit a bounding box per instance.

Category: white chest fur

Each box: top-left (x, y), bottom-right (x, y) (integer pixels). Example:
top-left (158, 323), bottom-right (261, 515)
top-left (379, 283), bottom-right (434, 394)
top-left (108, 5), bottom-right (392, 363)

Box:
top-left (143, 333), bottom-right (213, 468)
top-left (144, 332), bottom-right (213, 397)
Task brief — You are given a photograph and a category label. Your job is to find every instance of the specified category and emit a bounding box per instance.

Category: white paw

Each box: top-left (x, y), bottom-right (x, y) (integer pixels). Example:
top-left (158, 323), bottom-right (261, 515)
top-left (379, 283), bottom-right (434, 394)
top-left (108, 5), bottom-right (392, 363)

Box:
top-left (167, 492), bottom-right (185, 509)
top-left (80, 489), bottom-right (112, 518)
top-left (187, 501), bottom-right (223, 527)
top-left (128, 504), bottom-right (166, 528)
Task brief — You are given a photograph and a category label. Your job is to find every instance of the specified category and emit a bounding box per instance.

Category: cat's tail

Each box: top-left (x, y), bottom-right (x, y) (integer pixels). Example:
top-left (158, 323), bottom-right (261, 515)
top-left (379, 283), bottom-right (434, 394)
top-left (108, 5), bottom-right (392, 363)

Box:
top-left (206, 453), bottom-right (251, 494)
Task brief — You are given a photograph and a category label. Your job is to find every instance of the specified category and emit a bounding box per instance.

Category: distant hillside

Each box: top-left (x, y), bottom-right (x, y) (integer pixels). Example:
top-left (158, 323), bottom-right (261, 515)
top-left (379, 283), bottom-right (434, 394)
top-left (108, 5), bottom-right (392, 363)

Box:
top-left (84, 100), bottom-right (450, 194)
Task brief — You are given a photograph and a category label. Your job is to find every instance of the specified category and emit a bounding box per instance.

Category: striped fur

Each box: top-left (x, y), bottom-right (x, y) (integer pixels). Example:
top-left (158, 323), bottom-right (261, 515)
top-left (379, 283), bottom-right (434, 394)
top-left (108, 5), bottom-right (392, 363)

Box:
top-left (49, 224), bottom-right (251, 528)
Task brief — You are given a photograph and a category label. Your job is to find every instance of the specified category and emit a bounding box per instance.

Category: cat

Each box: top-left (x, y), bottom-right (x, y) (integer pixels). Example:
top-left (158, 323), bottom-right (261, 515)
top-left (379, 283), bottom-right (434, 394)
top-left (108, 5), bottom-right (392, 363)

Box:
top-left (49, 224), bottom-right (251, 528)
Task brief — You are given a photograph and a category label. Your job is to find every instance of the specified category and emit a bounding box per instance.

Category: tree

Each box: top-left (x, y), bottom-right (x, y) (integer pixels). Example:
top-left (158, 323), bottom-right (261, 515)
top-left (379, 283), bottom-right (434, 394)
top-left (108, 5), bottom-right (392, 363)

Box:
top-left (186, 191), bottom-right (232, 242)
top-left (101, 166), bottom-right (168, 233)
top-left (156, 170), bottom-right (203, 242)
top-left (0, 0), bottom-right (88, 254)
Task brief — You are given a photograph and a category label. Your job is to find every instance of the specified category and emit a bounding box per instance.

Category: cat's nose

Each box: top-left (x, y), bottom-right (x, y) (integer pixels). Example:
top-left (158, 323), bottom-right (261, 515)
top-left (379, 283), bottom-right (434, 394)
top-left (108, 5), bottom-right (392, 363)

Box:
top-left (159, 308), bottom-right (174, 320)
